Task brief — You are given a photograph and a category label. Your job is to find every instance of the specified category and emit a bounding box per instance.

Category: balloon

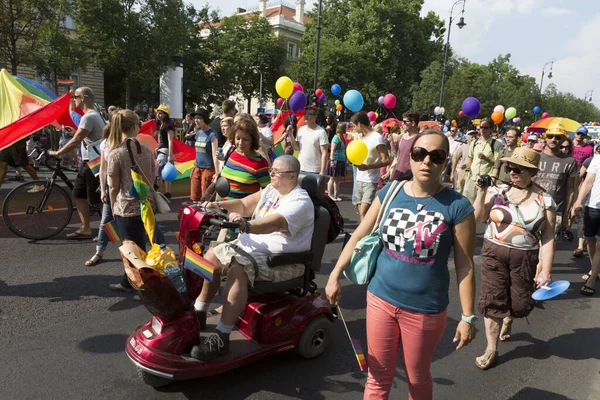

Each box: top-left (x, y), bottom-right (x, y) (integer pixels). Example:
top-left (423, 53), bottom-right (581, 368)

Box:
top-left (315, 88), bottom-right (323, 98)
top-left (319, 93), bottom-right (326, 101)
top-left (491, 111), bottom-right (503, 125)
top-left (367, 111), bottom-right (376, 122)
top-left (276, 76), bottom-right (294, 99)
top-left (515, 117), bottom-right (521, 123)
top-left (443, 126), bottom-right (448, 132)
top-left (458, 110), bottom-right (465, 117)
top-left (331, 84), bottom-right (341, 96)
top-left (335, 99), bottom-right (340, 105)
top-left (512, 117), bottom-right (518, 123)
top-left (462, 97), bottom-right (481, 118)
top-left (505, 107), bottom-right (517, 119)
top-left (289, 91), bottom-right (307, 112)
top-left (336, 104), bottom-right (343, 111)
top-left (434, 106), bottom-right (441, 115)
top-left (346, 140), bottom-right (368, 165)
top-left (444, 120), bottom-right (450, 126)
top-left (452, 120), bottom-right (457, 126)
top-left (276, 98), bottom-right (284, 107)
top-left (378, 96), bottom-right (385, 105)
top-left (494, 105), bottom-right (505, 114)
top-left (293, 82), bottom-right (303, 93)
top-left (533, 106), bottom-right (541, 114)
top-left (383, 93), bottom-right (397, 109)
top-left (162, 162), bottom-right (178, 182)
top-left (343, 89), bottom-right (364, 112)
top-left (375, 112), bottom-right (379, 118)
top-left (542, 112), bottom-right (549, 118)
top-left (440, 107), bottom-right (445, 115)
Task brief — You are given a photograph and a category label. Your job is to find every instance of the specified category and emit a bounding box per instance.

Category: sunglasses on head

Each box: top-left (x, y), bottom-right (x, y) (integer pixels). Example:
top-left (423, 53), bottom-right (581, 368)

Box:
top-left (410, 147), bottom-right (447, 164)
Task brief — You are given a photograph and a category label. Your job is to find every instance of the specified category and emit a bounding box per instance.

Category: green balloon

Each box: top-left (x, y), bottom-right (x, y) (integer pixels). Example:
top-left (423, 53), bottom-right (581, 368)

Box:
top-left (505, 107), bottom-right (517, 119)
top-left (335, 99), bottom-right (340, 105)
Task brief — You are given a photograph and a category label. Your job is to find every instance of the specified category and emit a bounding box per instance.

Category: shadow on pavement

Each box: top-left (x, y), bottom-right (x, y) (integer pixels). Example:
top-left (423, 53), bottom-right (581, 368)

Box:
top-left (507, 387), bottom-right (574, 400)
top-left (78, 333), bottom-right (130, 354)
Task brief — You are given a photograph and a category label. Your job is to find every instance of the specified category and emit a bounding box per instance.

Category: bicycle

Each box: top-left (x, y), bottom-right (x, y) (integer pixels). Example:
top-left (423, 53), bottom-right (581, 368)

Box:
top-left (2, 149), bottom-right (101, 240)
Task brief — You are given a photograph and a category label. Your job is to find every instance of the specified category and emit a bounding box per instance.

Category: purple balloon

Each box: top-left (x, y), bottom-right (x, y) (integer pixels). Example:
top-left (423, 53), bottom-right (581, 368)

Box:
top-left (378, 96), bottom-right (384, 105)
top-left (319, 93), bottom-right (326, 101)
top-left (461, 97), bottom-right (481, 119)
top-left (513, 118), bottom-right (518, 123)
top-left (445, 120), bottom-right (451, 126)
top-left (289, 91), bottom-right (307, 112)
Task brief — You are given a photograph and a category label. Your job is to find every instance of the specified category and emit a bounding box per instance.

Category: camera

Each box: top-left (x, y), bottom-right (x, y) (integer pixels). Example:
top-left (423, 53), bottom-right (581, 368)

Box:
top-left (477, 174), bottom-right (492, 187)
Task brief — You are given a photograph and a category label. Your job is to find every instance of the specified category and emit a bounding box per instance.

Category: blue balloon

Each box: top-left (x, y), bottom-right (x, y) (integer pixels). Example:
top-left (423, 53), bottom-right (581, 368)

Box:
top-left (533, 106), bottom-right (541, 114)
top-left (162, 162), bottom-right (178, 182)
top-left (343, 89), bottom-right (364, 112)
top-left (331, 84), bottom-right (341, 96)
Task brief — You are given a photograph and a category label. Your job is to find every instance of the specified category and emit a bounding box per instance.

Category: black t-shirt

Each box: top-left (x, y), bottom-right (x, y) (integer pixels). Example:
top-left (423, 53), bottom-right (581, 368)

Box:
top-left (211, 116), bottom-right (225, 148)
top-left (157, 121), bottom-right (175, 150)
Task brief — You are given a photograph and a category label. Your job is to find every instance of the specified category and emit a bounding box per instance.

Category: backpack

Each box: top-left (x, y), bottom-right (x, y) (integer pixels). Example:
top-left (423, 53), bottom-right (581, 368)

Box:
top-left (322, 195), bottom-right (344, 243)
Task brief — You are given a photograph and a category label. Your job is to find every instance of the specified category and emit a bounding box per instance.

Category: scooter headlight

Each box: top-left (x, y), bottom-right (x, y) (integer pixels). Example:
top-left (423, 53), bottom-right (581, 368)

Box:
top-left (151, 316), bottom-right (162, 335)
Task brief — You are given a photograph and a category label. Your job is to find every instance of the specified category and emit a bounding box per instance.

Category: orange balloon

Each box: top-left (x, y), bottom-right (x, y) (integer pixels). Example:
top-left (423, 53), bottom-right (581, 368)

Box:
top-left (491, 111), bottom-right (503, 125)
top-left (336, 104), bottom-right (343, 111)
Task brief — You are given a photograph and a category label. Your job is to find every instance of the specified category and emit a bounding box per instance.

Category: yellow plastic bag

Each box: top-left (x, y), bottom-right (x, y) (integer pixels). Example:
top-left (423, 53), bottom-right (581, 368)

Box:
top-left (144, 244), bottom-right (178, 274)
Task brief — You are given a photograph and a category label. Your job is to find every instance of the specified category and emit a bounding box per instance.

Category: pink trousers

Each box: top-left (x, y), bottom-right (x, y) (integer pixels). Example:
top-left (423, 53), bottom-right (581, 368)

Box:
top-left (364, 291), bottom-right (447, 400)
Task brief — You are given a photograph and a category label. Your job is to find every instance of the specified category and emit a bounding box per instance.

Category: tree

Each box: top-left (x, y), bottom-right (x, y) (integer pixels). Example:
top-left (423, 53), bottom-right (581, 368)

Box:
top-left (0, 0), bottom-right (66, 74)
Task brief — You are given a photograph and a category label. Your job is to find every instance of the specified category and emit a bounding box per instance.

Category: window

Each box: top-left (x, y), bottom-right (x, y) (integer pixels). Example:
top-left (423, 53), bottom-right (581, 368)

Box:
top-left (287, 42), bottom-right (297, 59)
top-left (70, 71), bottom-right (79, 88)
top-left (60, 15), bottom-right (76, 30)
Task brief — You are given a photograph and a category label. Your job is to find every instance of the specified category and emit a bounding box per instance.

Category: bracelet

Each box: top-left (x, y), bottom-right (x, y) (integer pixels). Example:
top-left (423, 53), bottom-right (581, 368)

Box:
top-left (245, 221), bottom-right (252, 234)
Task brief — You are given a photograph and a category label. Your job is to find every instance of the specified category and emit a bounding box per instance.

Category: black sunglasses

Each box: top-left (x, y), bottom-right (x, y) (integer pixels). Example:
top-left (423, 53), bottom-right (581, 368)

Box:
top-left (546, 134), bottom-right (564, 140)
top-left (504, 164), bottom-right (533, 175)
top-left (561, 145), bottom-right (571, 149)
top-left (410, 147), bottom-right (447, 164)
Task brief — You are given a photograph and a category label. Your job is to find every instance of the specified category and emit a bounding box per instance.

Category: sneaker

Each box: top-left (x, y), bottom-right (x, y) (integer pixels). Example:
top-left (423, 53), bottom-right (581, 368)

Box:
top-left (196, 310), bottom-right (207, 330)
top-left (190, 331), bottom-right (230, 361)
top-left (335, 196), bottom-right (343, 202)
top-left (328, 194), bottom-right (337, 202)
top-left (563, 230), bottom-right (574, 242)
top-left (109, 283), bottom-right (134, 293)
top-left (165, 192), bottom-right (172, 199)
top-left (27, 184), bottom-right (45, 193)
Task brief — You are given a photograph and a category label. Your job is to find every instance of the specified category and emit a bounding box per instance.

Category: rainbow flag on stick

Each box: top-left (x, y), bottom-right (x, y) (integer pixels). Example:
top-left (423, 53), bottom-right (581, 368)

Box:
top-left (183, 247), bottom-right (214, 282)
top-left (103, 220), bottom-right (121, 243)
top-left (337, 306), bottom-right (367, 371)
top-left (88, 155), bottom-right (101, 176)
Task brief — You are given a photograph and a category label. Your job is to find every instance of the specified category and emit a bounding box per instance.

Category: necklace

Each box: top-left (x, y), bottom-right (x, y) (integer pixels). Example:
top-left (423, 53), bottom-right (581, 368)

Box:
top-left (409, 182), bottom-right (443, 211)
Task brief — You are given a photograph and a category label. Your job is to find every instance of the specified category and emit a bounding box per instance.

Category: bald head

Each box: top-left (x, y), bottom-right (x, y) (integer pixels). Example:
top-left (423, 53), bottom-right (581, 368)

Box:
top-left (275, 155), bottom-right (300, 175)
top-left (76, 87), bottom-right (95, 103)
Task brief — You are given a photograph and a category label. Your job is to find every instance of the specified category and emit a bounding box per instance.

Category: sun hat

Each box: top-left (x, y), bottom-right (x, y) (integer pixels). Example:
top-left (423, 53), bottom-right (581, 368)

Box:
top-left (190, 107), bottom-right (209, 119)
top-left (155, 104), bottom-right (170, 115)
top-left (544, 126), bottom-right (568, 138)
top-left (534, 143), bottom-right (545, 152)
top-left (467, 129), bottom-right (478, 135)
top-left (500, 146), bottom-right (541, 170)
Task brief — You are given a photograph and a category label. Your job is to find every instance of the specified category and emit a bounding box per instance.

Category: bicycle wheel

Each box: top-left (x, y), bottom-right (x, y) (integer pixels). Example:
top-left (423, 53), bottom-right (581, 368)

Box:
top-left (2, 181), bottom-right (73, 240)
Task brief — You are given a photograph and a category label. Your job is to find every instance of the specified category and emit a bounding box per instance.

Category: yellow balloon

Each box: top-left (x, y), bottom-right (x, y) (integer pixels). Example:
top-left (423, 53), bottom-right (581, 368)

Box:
top-left (276, 76), bottom-right (294, 99)
top-left (375, 112), bottom-right (379, 118)
top-left (346, 139), bottom-right (368, 165)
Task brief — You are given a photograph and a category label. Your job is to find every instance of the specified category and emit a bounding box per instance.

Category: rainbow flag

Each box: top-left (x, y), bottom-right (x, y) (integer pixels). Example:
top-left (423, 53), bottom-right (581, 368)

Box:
top-left (88, 155), bottom-right (101, 176)
top-left (102, 220), bottom-right (121, 243)
top-left (57, 79), bottom-right (75, 86)
top-left (183, 248), bottom-right (214, 282)
top-left (351, 339), bottom-right (367, 371)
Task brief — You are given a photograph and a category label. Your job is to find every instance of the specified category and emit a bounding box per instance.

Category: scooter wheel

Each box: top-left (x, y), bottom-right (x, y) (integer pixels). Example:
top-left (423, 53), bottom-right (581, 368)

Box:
top-left (297, 315), bottom-right (332, 359)
top-left (137, 368), bottom-right (174, 388)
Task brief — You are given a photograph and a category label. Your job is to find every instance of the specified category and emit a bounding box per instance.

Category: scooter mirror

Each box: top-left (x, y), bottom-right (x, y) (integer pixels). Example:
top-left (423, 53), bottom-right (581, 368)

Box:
top-left (215, 176), bottom-right (230, 198)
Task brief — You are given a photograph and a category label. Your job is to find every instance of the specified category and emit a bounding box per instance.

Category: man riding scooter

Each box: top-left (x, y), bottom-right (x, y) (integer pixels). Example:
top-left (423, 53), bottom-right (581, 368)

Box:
top-left (192, 155), bottom-right (315, 361)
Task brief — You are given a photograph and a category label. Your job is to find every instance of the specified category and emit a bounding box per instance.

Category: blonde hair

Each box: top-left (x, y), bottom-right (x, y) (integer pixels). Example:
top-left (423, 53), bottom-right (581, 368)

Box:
top-left (108, 109), bottom-right (139, 151)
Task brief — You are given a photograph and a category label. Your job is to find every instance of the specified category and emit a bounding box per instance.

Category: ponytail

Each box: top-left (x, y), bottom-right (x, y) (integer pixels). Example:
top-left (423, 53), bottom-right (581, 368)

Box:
top-left (108, 109), bottom-right (139, 151)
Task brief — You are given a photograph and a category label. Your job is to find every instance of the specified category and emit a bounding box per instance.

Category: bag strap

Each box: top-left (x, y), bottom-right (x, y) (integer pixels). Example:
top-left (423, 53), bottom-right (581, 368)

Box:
top-left (126, 138), bottom-right (142, 167)
top-left (371, 180), bottom-right (407, 234)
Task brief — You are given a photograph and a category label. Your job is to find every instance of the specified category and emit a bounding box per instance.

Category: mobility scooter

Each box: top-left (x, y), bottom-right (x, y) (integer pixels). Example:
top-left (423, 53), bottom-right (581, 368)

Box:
top-left (124, 173), bottom-right (334, 387)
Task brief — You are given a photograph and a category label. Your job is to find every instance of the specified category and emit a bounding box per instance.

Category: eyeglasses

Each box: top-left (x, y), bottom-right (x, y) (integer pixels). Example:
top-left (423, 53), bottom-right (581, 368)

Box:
top-left (71, 95), bottom-right (82, 99)
top-left (577, 132), bottom-right (584, 135)
top-left (480, 126), bottom-right (491, 130)
top-left (560, 145), bottom-right (571, 150)
top-left (504, 164), bottom-right (530, 175)
top-left (268, 168), bottom-right (295, 176)
top-left (402, 120), bottom-right (412, 124)
top-left (410, 147), bottom-right (447, 164)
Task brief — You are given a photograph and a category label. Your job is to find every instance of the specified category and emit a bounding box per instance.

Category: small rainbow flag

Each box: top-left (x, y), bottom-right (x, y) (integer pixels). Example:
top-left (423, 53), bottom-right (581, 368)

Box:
top-left (57, 79), bottom-right (75, 86)
top-left (103, 220), bottom-right (121, 243)
top-left (183, 247), bottom-right (214, 282)
top-left (351, 339), bottom-right (367, 371)
top-left (88, 155), bottom-right (101, 176)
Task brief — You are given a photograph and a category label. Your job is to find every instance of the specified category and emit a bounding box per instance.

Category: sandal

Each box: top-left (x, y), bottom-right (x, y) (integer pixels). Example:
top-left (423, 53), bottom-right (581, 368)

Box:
top-left (475, 349), bottom-right (498, 370)
top-left (499, 317), bottom-right (513, 342)
top-left (66, 230), bottom-right (93, 239)
top-left (582, 272), bottom-right (599, 282)
top-left (573, 248), bottom-right (584, 258)
top-left (580, 284), bottom-right (596, 296)
top-left (84, 253), bottom-right (103, 266)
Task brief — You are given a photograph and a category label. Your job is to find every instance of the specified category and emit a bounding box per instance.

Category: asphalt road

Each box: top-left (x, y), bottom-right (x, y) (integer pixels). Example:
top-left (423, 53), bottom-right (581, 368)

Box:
top-left (1, 168), bottom-right (599, 400)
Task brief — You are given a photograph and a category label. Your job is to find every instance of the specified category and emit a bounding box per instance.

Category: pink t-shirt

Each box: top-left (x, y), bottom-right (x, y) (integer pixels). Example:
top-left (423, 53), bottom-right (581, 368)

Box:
top-left (572, 144), bottom-right (594, 168)
top-left (393, 134), bottom-right (418, 180)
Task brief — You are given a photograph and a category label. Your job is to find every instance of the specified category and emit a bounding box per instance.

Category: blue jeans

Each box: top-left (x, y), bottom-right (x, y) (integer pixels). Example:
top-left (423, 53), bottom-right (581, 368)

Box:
top-left (96, 200), bottom-right (114, 252)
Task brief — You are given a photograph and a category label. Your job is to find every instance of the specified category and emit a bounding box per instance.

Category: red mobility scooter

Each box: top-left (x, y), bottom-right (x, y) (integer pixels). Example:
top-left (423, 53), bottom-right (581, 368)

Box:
top-left (124, 173), bottom-right (334, 387)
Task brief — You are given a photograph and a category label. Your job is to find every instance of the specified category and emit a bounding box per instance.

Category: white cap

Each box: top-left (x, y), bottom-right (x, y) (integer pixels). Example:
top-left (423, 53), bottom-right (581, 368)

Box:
top-left (527, 134), bottom-right (538, 141)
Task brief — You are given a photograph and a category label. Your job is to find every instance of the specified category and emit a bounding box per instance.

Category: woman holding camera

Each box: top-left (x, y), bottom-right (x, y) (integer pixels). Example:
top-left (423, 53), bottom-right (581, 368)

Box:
top-left (473, 147), bottom-right (555, 369)
top-left (326, 130), bottom-right (477, 400)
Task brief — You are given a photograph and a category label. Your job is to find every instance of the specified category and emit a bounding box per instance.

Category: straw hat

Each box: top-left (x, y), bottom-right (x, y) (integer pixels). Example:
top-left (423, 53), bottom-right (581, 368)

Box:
top-left (544, 126), bottom-right (568, 138)
top-left (154, 104), bottom-right (170, 115)
top-left (500, 146), bottom-right (541, 170)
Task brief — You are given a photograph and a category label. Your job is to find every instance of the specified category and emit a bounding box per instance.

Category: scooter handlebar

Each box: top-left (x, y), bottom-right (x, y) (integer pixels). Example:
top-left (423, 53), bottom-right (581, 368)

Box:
top-left (209, 218), bottom-right (241, 229)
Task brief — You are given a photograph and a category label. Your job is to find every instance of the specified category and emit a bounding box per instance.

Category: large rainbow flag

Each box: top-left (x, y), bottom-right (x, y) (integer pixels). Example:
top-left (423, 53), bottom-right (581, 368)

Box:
top-left (0, 69), bottom-right (76, 151)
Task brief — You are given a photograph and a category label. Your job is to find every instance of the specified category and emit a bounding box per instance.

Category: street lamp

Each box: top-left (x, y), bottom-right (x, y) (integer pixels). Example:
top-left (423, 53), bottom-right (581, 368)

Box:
top-left (539, 61), bottom-right (554, 93)
top-left (313, 0), bottom-right (323, 93)
top-left (253, 67), bottom-right (263, 113)
top-left (438, 0), bottom-right (467, 110)
top-left (585, 89), bottom-right (594, 102)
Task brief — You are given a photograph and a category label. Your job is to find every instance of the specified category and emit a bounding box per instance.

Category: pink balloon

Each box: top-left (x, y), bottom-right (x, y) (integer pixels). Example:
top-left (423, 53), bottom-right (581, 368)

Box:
top-left (367, 111), bottom-right (376, 122)
top-left (542, 112), bottom-right (549, 118)
top-left (276, 98), bottom-right (284, 106)
top-left (315, 88), bottom-right (323, 98)
top-left (293, 82), bottom-right (303, 93)
top-left (383, 93), bottom-right (396, 109)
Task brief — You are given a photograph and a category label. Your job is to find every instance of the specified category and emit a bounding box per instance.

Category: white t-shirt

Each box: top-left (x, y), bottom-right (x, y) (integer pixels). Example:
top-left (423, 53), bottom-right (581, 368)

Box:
top-left (586, 156), bottom-right (600, 209)
top-left (356, 131), bottom-right (386, 183)
top-left (79, 110), bottom-right (105, 160)
top-left (259, 126), bottom-right (274, 139)
top-left (297, 125), bottom-right (329, 173)
top-left (237, 184), bottom-right (315, 254)
top-left (449, 137), bottom-right (459, 157)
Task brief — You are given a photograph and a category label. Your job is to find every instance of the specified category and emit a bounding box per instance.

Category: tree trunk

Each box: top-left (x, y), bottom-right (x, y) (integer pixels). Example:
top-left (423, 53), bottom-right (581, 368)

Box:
top-left (247, 95), bottom-right (252, 114)
top-left (125, 71), bottom-right (131, 109)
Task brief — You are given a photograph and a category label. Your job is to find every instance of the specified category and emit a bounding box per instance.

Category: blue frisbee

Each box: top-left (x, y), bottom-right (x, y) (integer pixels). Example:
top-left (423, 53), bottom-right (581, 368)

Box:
top-left (531, 280), bottom-right (570, 301)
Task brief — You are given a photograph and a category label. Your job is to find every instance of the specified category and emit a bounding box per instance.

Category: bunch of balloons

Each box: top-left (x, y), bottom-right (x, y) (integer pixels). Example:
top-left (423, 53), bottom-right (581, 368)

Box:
top-left (434, 106), bottom-right (446, 116)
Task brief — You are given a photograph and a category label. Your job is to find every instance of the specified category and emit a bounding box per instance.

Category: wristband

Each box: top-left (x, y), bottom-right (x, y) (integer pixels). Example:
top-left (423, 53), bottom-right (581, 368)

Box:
top-left (245, 221), bottom-right (252, 234)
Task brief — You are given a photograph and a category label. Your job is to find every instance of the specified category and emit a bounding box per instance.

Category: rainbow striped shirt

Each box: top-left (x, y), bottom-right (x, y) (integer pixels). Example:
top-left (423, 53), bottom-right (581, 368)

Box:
top-left (220, 150), bottom-right (270, 199)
